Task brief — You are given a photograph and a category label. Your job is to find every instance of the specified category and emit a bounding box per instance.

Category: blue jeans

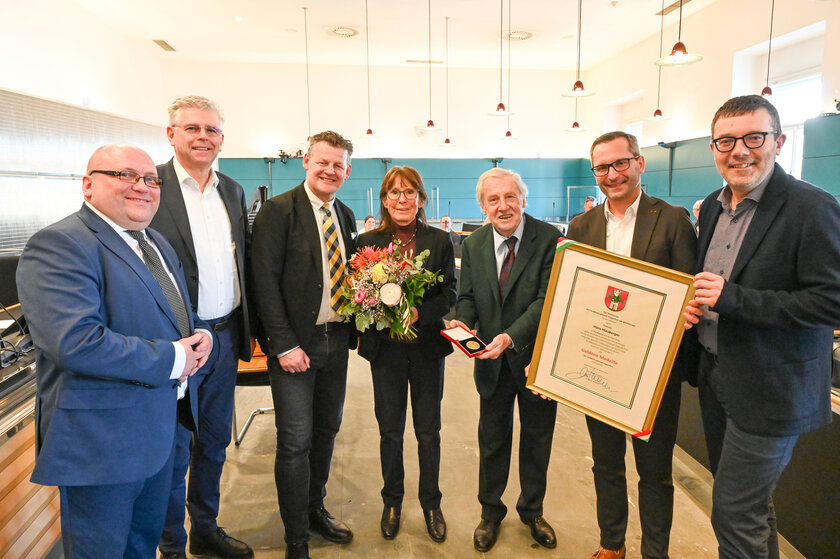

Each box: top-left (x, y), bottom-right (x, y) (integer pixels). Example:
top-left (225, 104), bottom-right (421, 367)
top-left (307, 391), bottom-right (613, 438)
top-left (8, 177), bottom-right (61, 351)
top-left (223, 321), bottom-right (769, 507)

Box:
top-left (699, 351), bottom-right (799, 559)
top-left (268, 325), bottom-right (350, 544)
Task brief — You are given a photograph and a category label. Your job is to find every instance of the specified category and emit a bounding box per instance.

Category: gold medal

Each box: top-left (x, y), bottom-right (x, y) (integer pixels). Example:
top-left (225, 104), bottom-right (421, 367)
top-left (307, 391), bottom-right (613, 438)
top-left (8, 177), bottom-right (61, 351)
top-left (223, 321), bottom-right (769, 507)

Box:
top-left (466, 340), bottom-right (480, 350)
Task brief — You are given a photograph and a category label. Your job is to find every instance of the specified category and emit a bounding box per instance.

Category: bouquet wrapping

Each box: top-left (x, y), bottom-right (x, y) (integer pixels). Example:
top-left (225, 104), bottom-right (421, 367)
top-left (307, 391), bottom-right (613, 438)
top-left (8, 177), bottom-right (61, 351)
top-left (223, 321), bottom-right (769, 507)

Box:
top-left (339, 242), bottom-right (442, 340)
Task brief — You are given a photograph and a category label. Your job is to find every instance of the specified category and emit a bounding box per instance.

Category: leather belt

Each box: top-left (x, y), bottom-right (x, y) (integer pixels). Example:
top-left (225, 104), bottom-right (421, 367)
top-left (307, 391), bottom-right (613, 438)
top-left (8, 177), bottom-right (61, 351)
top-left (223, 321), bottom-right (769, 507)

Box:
top-left (318, 321), bottom-right (347, 333)
top-left (211, 308), bottom-right (240, 332)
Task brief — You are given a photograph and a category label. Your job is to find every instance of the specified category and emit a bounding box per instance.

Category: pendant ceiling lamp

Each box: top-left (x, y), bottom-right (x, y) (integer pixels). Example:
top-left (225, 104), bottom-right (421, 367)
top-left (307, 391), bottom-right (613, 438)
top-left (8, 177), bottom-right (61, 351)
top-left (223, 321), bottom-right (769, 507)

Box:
top-left (655, 0), bottom-right (702, 66)
top-left (303, 7), bottom-right (312, 141)
top-left (443, 16), bottom-right (453, 145)
top-left (501, 0), bottom-right (516, 138)
top-left (645, 0), bottom-right (670, 120)
top-left (491, 0), bottom-right (514, 115)
top-left (565, 98), bottom-right (586, 132)
top-left (424, 0), bottom-right (438, 130)
top-left (562, 0), bottom-right (594, 97)
top-left (364, 0), bottom-right (377, 136)
top-left (761, 0), bottom-right (775, 97)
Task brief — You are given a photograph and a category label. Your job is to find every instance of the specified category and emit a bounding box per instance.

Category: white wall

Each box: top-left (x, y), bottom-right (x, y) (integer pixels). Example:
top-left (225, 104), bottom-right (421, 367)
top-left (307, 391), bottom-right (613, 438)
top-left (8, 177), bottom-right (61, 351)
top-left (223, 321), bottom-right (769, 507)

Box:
top-left (2, 0), bottom-right (838, 158)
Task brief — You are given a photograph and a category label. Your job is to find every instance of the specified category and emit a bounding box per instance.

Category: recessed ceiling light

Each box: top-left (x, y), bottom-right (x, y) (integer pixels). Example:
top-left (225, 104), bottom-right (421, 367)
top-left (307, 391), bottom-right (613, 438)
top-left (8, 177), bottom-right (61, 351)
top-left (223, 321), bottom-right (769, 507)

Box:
top-left (330, 26), bottom-right (359, 38)
top-left (505, 30), bottom-right (533, 41)
top-left (234, 15), bottom-right (242, 22)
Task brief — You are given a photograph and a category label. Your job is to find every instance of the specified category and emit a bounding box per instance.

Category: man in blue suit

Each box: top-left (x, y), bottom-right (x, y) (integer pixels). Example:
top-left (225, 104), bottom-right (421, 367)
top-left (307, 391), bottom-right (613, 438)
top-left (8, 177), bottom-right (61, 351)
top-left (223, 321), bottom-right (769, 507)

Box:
top-left (17, 144), bottom-right (213, 558)
top-left (683, 95), bottom-right (840, 558)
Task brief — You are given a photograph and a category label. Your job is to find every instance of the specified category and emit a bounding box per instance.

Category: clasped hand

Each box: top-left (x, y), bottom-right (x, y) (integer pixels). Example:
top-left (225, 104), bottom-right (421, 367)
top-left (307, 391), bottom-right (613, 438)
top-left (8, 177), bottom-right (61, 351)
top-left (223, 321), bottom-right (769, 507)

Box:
top-left (177, 331), bottom-right (213, 382)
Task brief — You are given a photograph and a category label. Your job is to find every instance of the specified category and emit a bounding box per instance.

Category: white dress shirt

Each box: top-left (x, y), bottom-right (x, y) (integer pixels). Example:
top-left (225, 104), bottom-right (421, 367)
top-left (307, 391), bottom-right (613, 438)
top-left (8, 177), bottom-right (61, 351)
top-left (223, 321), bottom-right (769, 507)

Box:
top-left (604, 189), bottom-right (643, 258)
top-left (491, 216), bottom-right (526, 276)
top-left (173, 158), bottom-right (241, 321)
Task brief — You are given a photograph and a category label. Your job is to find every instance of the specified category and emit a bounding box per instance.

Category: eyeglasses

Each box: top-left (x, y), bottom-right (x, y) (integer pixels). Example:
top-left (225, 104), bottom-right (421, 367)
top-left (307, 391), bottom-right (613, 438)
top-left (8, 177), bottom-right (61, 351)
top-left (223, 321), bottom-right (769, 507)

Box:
top-left (90, 169), bottom-right (163, 188)
top-left (172, 124), bottom-right (223, 137)
top-left (712, 131), bottom-right (778, 153)
top-left (591, 157), bottom-right (639, 177)
top-left (386, 189), bottom-right (418, 201)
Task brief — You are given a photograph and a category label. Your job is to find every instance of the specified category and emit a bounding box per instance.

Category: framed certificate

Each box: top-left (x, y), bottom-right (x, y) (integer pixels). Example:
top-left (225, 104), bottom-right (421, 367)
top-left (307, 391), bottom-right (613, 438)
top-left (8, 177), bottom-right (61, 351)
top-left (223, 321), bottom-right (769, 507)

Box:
top-left (526, 240), bottom-right (695, 436)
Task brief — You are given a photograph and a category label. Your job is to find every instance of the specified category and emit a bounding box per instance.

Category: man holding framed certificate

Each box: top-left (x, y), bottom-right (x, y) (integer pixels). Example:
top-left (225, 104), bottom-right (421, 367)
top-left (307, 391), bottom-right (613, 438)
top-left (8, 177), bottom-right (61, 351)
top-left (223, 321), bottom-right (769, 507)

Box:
top-left (684, 95), bottom-right (840, 559)
top-left (568, 131), bottom-right (697, 559)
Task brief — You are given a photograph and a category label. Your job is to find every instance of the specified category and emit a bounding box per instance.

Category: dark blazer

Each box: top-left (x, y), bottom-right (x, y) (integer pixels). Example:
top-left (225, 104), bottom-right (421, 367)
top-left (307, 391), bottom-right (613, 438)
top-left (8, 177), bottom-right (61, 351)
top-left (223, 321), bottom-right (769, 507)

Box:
top-left (17, 204), bottom-right (203, 486)
top-left (697, 164), bottom-right (840, 436)
top-left (357, 222), bottom-right (457, 362)
top-left (250, 182), bottom-right (357, 356)
top-left (455, 214), bottom-right (560, 398)
top-left (150, 159), bottom-right (253, 360)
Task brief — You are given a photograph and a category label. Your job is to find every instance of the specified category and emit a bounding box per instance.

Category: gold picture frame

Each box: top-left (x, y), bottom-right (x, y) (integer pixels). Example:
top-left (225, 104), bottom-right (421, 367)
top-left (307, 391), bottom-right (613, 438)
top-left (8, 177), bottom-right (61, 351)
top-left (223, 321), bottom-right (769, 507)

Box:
top-left (527, 240), bottom-right (695, 436)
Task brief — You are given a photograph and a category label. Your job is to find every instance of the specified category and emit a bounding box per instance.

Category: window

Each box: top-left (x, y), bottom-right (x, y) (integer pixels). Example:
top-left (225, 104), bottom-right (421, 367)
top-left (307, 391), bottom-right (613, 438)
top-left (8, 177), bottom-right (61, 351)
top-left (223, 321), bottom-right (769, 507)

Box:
top-left (771, 74), bottom-right (822, 178)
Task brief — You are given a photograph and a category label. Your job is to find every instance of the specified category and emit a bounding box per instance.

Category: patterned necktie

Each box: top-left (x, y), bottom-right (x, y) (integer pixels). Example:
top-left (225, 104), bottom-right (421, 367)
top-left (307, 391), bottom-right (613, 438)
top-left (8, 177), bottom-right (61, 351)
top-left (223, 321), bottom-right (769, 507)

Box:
top-left (126, 230), bottom-right (190, 337)
top-left (498, 236), bottom-right (518, 301)
top-left (320, 204), bottom-right (346, 313)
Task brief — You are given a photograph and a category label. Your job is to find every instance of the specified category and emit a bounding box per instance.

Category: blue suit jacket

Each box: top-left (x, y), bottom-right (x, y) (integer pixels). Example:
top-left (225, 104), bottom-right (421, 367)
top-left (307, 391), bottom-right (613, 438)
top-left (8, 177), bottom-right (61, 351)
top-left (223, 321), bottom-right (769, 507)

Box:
top-left (697, 164), bottom-right (840, 436)
top-left (17, 204), bottom-right (203, 487)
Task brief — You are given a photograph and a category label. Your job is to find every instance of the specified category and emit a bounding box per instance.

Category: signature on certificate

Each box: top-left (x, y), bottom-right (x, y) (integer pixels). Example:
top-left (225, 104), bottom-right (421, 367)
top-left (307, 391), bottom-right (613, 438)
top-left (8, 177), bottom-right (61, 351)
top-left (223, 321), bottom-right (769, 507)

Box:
top-left (565, 366), bottom-right (616, 392)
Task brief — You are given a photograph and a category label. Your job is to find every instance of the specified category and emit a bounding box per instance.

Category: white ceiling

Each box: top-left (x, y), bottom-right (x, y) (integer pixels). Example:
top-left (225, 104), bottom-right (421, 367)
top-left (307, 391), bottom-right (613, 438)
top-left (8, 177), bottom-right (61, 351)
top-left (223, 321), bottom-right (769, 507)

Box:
top-left (72, 0), bottom-right (720, 70)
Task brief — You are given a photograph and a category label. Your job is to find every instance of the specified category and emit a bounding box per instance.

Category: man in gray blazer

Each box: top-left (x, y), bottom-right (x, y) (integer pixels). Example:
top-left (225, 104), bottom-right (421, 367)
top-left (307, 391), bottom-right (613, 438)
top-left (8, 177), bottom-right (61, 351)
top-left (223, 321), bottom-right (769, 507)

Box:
top-left (450, 168), bottom-right (560, 552)
top-left (568, 131), bottom-right (697, 559)
top-left (151, 96), bottom-right (253, 559)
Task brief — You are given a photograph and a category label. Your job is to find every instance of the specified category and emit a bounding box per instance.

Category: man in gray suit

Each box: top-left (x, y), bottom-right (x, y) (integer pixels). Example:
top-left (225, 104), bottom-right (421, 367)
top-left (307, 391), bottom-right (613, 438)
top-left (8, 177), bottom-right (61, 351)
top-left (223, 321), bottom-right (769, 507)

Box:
top-left (151, 96), bottom-right (253, 559)
top-left (450, 168), bottom-right (560, 552)
top-left (568, 131), bottom-right (696, 559)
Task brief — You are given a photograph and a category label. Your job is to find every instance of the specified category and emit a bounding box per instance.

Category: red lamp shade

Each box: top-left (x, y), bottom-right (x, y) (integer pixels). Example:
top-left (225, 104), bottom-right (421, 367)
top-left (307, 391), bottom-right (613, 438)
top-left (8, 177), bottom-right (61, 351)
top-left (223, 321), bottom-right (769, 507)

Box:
top-left (761, 85), bottom-right (773, 97)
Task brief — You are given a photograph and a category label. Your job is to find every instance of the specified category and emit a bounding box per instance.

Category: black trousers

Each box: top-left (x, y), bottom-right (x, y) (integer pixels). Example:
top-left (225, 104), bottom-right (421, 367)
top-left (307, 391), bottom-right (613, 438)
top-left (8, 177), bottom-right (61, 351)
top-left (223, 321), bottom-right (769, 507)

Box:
top-left (478, 360), bottom-right (557, 522)
top-left (370, 340), bottom-right (445, 510)
top-left (587, 371), bottom-right (682, 558)
top-left (268, 325), bottom-right (350, 545)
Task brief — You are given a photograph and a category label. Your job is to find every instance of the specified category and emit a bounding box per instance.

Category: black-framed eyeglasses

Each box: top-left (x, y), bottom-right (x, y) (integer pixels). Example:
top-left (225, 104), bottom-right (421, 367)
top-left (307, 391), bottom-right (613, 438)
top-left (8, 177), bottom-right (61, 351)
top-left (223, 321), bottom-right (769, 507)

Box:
top-left (172, 124), bottom-right (223, 137)
top-left (90, 169), bottom-right (163, 188)
top-left (591, 157), bottom-right (639, 177)
top-left (712, 131), bottom-right (778, 153)
top-left (386, 189), bottom-right (418, 201)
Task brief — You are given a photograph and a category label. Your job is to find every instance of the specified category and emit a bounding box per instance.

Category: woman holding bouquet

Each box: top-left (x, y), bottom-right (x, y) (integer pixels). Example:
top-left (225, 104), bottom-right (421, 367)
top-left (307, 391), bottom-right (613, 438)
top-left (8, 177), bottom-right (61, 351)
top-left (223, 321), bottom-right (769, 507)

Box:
top-left (357, 166), bottom-right (456, 543)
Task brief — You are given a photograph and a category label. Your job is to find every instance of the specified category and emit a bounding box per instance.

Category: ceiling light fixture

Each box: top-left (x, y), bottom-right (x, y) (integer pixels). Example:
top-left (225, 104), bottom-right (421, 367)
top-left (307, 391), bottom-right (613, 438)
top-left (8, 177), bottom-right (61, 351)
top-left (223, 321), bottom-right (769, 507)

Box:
top-left (562, 0), bottom-right (594, 97)
top-left (331, 26), bottom-right (359, 38)
top-left (566, 98), bottom-right (586, 132)
top-left (364, 0), bottom-right (377, 136)
top-left (505, 30), bottom-right (532, 41)
top-left (761, 0), bottom-right (775, 97)
top-left (501, 0), bottom-right (517, 139)
top-left (303, 7), bottom-right (312, 141)
top-left (443, 17), bottom-right (453, 145)
top-left (490, 0), bottom-right (514, 115)
top-left (424, 0), bottom-right (439, 130)
top-left (655, 0), bottom-right (702, 66)
top-left (645, 0), bottom-right (670, 120)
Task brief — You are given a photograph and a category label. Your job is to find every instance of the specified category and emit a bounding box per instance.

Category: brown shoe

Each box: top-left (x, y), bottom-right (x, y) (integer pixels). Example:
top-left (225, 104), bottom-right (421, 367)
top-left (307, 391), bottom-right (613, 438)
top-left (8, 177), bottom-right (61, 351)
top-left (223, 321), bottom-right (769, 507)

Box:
top-left (589, 546), bottom-right (626, 559)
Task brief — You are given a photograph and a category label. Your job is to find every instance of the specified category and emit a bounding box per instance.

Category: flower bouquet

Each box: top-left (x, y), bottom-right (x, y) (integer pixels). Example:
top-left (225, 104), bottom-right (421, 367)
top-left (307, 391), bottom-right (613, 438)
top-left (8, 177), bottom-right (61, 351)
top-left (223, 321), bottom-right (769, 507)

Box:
top-left (339, 242), bottom-right (442, 340)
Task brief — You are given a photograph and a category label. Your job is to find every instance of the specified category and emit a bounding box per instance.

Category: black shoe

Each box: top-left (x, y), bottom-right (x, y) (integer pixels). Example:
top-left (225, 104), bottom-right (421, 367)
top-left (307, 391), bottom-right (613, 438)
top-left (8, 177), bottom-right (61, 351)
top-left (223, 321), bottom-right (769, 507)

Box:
top-left (473, 518), bottom-right (501, 552)
top-left (189, 527), bottom-right (254, 558)
top-left (285, 542), bottom-right (311, 559)
top-left (380, 506), bottom-right (401, 540)
top-left (160, 553), bottom-right (187, 559)
top-left (308, 506), bottom-right (353, 544)
top-left (424, 508), bottom-right (447, 543)
top-left (521, 516), bottom-right (557, 549)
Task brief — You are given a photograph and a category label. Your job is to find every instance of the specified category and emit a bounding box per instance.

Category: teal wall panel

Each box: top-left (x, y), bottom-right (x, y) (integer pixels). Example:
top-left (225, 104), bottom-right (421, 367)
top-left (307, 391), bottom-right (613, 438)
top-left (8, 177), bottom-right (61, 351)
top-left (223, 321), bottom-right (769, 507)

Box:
top-left (803, 114), bottom-right (840, 199)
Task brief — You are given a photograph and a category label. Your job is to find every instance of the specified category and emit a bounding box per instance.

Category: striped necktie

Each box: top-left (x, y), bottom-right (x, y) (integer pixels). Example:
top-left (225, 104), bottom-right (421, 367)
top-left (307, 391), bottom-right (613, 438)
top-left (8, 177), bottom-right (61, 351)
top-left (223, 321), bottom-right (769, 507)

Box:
top-left (320, 203), bottom-right (346, 313)
top-left (126, 230), bottom-right (191, 337)
top-left (498, 236), bottom-right (517, 301)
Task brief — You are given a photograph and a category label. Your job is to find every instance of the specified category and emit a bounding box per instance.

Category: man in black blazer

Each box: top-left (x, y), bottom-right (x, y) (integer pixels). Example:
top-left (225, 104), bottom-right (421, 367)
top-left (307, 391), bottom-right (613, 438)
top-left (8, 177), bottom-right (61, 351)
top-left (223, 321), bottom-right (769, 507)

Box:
top-left (151, 96), bottom-right (254, 559)
top-left (684, 95), bottom-right (840, 558)
top-left (250, 131), bottom-right (357, 559)
top-left (568, 131), bottom-right (697, 559)
top-left (450, 168), bottom-right (560, 552)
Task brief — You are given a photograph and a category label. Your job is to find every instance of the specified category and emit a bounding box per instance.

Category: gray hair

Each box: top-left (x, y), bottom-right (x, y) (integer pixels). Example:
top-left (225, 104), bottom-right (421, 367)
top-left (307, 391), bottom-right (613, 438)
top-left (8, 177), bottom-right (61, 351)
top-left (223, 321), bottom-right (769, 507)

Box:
top-left (168, 95), bottom-right (224, 125)
top-left (475, 167), bottom-right (528, 206)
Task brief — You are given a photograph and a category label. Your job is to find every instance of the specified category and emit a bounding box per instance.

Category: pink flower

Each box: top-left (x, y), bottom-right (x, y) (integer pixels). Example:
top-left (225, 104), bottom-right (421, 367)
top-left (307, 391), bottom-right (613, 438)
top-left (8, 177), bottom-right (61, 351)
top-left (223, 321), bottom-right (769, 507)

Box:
top-left (367, 296), bottom-right (378, 306)
top-left (353, 289), bottom-right (367, 304)
top-left (388, 242), bottom-right (394, 254)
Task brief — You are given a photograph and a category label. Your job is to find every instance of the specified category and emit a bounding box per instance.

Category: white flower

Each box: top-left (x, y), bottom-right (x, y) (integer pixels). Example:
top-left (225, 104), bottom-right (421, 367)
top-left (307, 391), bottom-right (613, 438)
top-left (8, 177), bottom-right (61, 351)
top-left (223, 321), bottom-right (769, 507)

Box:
top-left (379, 283), bottom-right (402, 307)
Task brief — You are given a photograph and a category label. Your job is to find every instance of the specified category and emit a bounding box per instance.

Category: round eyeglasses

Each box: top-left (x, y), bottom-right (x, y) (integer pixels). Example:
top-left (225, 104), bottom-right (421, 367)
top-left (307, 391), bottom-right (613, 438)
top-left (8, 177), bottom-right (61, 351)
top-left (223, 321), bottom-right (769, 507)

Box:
top-left (386, 189), bottom-right (418, 201)
top-left (712, 131), bottom-right (778, 153)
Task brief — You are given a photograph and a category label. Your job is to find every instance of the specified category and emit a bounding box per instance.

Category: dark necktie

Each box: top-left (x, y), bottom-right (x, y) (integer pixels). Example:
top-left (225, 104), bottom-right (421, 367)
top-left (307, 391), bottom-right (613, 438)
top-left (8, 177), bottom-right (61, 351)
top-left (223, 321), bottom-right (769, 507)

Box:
top-left (320, 204), bottom-right (346, 313)
top-left (498, 236), bottom-right (517, 301)
top-left (126, 230), bottom-right (190, 337)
